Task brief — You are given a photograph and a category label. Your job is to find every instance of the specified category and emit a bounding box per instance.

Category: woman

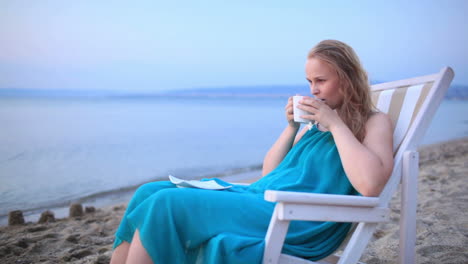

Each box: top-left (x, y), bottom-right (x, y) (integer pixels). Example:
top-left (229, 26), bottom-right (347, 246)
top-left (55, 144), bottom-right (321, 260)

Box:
top-left (110, 39), bottom-right (394, 264)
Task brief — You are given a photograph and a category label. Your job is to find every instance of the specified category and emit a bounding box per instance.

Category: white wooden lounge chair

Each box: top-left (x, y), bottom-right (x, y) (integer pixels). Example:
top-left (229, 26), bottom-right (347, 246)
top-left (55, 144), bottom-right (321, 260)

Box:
top-left (262, 67), bottom-right (455, 264)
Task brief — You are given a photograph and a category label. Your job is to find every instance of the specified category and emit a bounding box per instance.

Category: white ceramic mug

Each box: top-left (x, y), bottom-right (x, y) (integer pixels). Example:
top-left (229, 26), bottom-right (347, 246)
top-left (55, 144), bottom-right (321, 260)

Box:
top-left (293, 95), bottom-right (310, 123)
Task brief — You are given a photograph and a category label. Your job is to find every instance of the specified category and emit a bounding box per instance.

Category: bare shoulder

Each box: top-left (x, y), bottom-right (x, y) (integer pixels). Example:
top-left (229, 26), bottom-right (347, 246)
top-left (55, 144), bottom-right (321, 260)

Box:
top-left (365, 112), bottom-right (393, 133)
top-left (363, 112), bottom-right (393, 149)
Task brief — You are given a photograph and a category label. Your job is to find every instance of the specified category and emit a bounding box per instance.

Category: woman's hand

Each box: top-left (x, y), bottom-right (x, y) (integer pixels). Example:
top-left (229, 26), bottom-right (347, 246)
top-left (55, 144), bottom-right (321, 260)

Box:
top-left (297, 96), bottom-right (344, 130)
top-left (285, 96), bottom-right (300, 129)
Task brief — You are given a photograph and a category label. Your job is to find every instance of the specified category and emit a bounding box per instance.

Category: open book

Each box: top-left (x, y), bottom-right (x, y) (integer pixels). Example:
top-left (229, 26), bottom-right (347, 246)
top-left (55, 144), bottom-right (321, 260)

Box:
top-left (169, 175), bottom-right (232, 190)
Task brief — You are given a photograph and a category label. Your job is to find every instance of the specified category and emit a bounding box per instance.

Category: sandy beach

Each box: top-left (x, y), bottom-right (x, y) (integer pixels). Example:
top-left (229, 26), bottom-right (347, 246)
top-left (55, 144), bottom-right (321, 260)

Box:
top-left (1, 138), bottom-right (467, 264)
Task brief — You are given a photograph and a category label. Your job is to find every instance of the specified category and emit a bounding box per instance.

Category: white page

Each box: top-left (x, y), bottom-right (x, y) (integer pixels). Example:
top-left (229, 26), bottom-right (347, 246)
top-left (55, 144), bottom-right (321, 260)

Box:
top-left (169, 175), bottom-right (232, 190)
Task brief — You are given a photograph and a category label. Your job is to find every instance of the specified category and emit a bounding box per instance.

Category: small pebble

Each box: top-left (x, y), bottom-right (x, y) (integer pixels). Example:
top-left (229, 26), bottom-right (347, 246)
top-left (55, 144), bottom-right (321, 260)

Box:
top-left (85, 206), bottom-right (96, 213)
top-left (15, 238), bottom-right (30, 249)
top-left (95, 255), bottom-right (111, 264)
top-left (27, 226), bottom-right (48, 233)
top-left (66, 234), bottom-right (80, 244)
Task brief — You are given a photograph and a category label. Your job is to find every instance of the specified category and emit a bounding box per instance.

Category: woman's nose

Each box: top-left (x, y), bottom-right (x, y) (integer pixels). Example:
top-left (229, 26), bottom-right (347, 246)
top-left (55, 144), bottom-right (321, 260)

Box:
top-left (310, 84), bottom-right (319, 95)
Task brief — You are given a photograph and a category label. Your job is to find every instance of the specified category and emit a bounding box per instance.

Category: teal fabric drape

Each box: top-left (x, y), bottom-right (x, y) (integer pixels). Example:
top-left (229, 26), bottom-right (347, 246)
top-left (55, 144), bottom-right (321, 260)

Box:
top-left (113, 126), bottom-right (358, 263)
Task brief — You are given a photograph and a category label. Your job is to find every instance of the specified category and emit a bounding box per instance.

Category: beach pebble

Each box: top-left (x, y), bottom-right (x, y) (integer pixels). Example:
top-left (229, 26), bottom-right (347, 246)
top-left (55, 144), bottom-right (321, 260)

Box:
top-left (85, 206), bottom-right (96, 213)
top-left (38, 210), bottom-right (55, 223)
top-left (27, 226), bottom-right (48, 233)
top-left (8, 210), bottom-right (25, 226)
top-left (113, 205), bottom-right (125, 211)
top-left (95, 254), bottom-right (111, 264)
top-left (66, 234), bottom-right (80, 244)
top-left (67, 249), bottom-right (93, 260)
top-left (98, 247), bottom-right (109, 254)
top-left (14, 238), bottom-right (30, 249)
top-left (69, 203), bottom-right (84, 217)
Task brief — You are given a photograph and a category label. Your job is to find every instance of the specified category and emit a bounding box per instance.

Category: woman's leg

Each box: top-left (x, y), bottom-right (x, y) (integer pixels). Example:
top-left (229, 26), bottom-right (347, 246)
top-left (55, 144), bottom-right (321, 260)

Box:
top-left (113, 181), bottom-right (176, 245)
top-left (125, 188), bottom-right (274, 263)
top-left (126, 229), bottom-right (153, 264)
top-left (111, 181), bottom-right (176, 263)
top-left (110, 242), bottom-right (130, 264)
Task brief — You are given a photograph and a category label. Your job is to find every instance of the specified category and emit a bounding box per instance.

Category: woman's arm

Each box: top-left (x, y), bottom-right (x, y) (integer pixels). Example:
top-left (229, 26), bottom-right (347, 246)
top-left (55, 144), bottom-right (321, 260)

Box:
top-left (329, 113), bottom-right (394, 197)
top-left (262, 97), bottom-right (309, 176)
top-left (262, 125), bottom-right (300, 176)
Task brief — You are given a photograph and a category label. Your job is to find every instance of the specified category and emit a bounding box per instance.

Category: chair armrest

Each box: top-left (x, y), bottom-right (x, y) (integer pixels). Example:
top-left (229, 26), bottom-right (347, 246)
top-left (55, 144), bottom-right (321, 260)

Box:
top-left (264, 190), bottom-right (380, 207)
top-left (265, 190), bottom-right (388, 222)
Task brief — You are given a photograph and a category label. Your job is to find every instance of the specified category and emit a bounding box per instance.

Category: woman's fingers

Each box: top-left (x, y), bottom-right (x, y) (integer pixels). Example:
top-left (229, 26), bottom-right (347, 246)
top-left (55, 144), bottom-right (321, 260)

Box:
top-left (285, 96), bottom-right (326, 124)
top-left (285, 97), bottom-right (300, 128)
top-left (299, 114), bottom-right (316, 121)
top-left (285, 97), bottom-right (293, 109)
top-left (299, 97), bottom-right (323, 108)
top-left (297, 104), bottom-right (318, 114)
top-left (285, 97), bottom-right (295, 119)
top-left (286, 97), bottom-right (296, 115)
top-left (297, 98), bottom-right (323, 122)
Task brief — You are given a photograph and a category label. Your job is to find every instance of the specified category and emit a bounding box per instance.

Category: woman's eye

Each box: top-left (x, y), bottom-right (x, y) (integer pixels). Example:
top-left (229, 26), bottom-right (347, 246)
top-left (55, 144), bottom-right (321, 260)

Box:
top-left (317, 79), bottom-right (325, 83)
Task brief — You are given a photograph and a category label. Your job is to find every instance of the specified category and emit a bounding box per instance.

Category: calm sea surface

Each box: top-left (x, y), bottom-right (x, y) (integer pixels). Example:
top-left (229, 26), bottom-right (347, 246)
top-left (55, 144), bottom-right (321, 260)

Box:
top-left (0, 97), bottom-right (467, 224)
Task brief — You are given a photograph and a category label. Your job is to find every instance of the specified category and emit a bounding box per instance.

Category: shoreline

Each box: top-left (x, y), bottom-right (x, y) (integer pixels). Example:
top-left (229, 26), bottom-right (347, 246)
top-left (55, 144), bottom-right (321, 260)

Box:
top-left (0, 165), bottom-right (263, 227)
top-left (0, 137), bottom-right (467, 263)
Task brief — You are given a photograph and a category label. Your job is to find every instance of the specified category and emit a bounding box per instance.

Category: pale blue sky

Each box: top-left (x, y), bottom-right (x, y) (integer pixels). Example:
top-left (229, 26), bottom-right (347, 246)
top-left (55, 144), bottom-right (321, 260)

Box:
top-left (0, 0), bottom-right (467, 92)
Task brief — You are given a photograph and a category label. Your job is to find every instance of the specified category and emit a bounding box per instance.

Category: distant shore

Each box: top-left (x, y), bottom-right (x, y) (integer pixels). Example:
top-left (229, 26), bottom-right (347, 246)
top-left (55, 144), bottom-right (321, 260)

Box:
top-left (1, 83), bottom-right (467, 100)
top-left (0, 137), bottom-right (467, 263)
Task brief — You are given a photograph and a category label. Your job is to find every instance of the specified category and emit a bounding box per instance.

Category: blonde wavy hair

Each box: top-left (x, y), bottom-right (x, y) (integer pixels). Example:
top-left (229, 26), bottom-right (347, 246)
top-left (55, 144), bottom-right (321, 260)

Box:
top-left (308, 40), bottom-right (375, 142)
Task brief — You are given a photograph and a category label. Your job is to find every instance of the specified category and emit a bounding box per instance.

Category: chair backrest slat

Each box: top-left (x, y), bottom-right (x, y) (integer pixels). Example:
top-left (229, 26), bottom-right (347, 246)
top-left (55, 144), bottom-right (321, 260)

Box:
top-left (371, 82), bottom-right (434, 153)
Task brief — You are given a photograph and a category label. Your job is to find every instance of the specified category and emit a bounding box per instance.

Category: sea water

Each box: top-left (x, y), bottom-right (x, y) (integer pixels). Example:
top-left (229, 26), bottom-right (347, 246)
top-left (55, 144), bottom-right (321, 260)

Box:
top-left (0, 97), bottom-right (467, 224)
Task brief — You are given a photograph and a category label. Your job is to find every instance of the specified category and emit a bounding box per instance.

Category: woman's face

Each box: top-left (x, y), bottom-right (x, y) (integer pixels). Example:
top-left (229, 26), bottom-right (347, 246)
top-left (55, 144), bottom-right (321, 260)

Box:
top-left (305, 57), bottom-right (344, 109)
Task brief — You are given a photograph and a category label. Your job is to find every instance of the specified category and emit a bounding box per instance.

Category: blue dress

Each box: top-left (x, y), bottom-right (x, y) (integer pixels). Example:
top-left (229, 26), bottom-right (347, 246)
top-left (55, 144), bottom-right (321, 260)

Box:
top-left (113, 126), bottom-right (358, 263)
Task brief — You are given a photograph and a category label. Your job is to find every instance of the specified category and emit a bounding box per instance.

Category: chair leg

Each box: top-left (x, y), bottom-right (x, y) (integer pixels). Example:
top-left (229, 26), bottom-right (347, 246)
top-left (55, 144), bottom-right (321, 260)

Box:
top-left (399, 151), bottom-right (419, 264)
top-left (263, 204), bottom-right (290, 264)
top-left (338, 222), bottom-right (378, 264)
